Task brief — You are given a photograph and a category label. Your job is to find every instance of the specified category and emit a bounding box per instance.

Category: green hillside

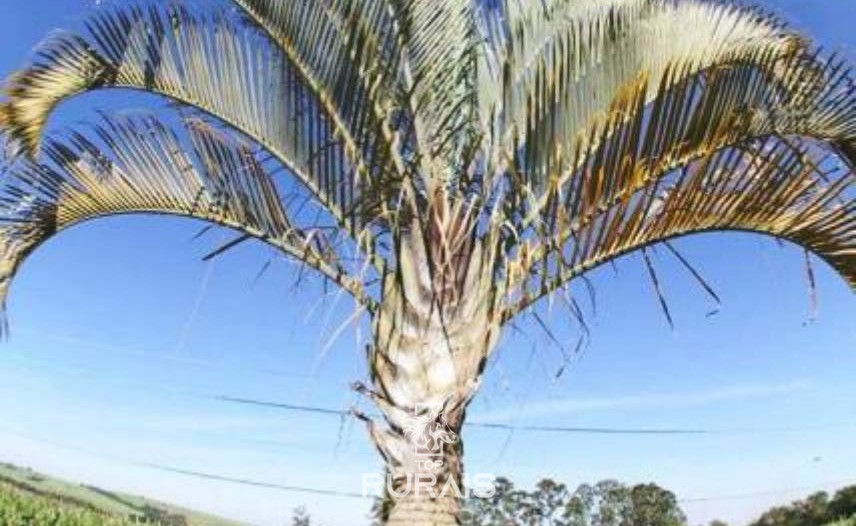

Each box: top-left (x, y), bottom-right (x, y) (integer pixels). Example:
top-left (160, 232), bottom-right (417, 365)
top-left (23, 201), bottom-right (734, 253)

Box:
top-left (0, 463), bottom-right (247, 526)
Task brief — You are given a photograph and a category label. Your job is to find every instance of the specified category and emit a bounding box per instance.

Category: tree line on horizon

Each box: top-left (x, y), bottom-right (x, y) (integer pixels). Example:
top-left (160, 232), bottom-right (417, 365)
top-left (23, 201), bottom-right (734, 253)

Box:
top-left (286, 478), bottom-right (856, 526)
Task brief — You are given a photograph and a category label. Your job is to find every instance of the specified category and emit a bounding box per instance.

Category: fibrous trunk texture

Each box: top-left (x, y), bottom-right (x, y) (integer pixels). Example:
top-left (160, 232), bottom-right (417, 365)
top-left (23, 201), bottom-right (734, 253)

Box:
top-left (360, 226), bottom-right (502, 525)
top-left (383, 440), bottom-right (465, 526)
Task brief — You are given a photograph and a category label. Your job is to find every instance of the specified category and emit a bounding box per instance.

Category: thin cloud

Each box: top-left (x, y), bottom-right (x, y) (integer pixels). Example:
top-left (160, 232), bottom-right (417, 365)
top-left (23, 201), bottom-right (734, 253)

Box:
top-left (476, 380), bottom-right (812, 423)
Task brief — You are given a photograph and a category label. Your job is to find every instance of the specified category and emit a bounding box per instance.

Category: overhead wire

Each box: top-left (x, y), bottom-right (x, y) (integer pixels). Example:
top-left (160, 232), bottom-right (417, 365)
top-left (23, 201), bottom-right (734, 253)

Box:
top-left (2, 426), bottom-right (854, 505)
top-left (0, 427), bottom-right (368, 500)
top-left (3, 349), bottom-right (854, 438)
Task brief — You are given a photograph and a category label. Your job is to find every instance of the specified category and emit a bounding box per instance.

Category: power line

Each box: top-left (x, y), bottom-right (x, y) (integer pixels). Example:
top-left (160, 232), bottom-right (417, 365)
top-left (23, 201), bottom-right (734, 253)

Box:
top-left (171, 255), bottom-right (216, 357)
top-left (214, 396), bottom-right (708, 434)
top-left (136, 463), bottom-right (366, 499)
top-left (215, 396), bottom-right (348, 417)
top-left (7, 349), bottom-right (856, 438)
top-left (214, 395), bottom-right (856, 436)
top-left (0, 427), bottom-right (369, 500)
top-left (2, 426), bottom-right (854, 507)
top-left (678, 479), bottom-right (856, 504)
top-left (5, 354), bottom-right (724, 437)
top-left (469, 422), bottom-right (707, 435)
top-left (1, 355), bottom-right (372, 456)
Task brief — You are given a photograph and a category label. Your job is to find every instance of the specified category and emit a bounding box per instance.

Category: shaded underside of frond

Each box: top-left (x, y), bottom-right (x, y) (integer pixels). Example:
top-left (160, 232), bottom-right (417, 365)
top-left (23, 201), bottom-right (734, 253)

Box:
top-left (499, 47), bottom-right (856, 308)
top-left (0, 114), bottom-right (370, 334)
top-left (0, 2), bottom-right (402, 236)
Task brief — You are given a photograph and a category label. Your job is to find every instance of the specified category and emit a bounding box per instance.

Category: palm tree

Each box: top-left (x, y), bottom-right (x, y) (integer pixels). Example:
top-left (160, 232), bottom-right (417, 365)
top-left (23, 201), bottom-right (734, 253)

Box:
top-left (1, 0), bottom-right (854, 524)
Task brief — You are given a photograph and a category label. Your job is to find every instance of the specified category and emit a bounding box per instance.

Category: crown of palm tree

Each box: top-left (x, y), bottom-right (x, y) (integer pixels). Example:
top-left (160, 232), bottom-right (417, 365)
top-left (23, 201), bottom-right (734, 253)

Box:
top-left (2, 1), bottom-right (853, 333)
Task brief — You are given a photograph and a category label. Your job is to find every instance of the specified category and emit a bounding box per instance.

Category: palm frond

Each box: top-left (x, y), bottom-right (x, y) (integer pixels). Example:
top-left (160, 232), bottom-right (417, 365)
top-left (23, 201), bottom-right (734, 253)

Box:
top-left (2, 0), bottom-right (853, 327)
top-left (0, 3), bottom-right (398, 239)
top-left (505, 138), bottom-right (855, 317)
top-left (496, 11), bottom-right (856, 312)
top-left (528, 46), bottom-right (852, 225)
top-left (0, 114), bottom-right (371, 335)
top-left (494, 0), bottom-right (814, 187)
top-left (229, 0), bottom-right (409, 188)
top-left (234, 0), bottom-right (484, 192)
top-left (391, 0), bottom-right (482, 177)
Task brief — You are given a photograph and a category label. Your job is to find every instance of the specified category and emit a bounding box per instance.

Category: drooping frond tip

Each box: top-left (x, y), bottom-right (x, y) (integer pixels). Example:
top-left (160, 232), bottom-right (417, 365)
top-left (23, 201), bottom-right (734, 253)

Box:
top-left (0, 113), bottom-right (372, 337)
top-left (0, 3), bottom-right (408, 237)
top-left (505, 136), bottom-right (855, 318)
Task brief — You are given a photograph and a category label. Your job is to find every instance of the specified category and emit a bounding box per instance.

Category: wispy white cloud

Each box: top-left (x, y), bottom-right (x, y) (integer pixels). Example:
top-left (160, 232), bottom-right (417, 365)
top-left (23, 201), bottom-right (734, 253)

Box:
top-left (475, 380), bottom-right (812, 422)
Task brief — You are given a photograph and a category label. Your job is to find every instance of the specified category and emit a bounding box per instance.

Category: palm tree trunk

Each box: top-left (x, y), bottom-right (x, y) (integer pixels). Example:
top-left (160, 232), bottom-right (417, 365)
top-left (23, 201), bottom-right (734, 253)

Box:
top-left (383, 439), bottom-right (464, 526)
top-left (360, 348), bottom-right (473, 526)
top-left (357, 230), bottom-right (502, 525)
top-left (361, 305), bottom-right (496, 525)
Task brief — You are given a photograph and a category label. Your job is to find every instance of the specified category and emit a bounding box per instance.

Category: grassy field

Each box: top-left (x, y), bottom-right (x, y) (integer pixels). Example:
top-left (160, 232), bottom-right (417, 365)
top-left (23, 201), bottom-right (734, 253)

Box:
top-left (0, 463), bottom-right (246, 526)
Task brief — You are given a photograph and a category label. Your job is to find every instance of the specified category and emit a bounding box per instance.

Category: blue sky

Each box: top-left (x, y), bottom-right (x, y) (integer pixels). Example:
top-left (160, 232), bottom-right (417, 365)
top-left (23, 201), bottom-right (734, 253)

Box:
top-left (0, 1), bottom-right (854, 525)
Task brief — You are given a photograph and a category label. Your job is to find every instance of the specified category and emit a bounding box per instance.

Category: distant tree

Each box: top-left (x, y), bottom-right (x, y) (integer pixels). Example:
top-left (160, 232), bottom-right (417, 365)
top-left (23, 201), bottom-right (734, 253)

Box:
top-left (291, 506), bottom-right (312, 526)
top-left (592, 480), bottom-right (631, 526)
top-left (829, 487), bottom-right (856, 521)
top-left (564, 484), bottom-right (594, 526)
top-left (752, 505), bottom-right (798, 526)
top-left (624, 483), bottom-right (686, 526)
top-left (749, 486), bottom-right (856, 526)
top-left (708, 520), bottom-right (730, 526)
top-left (461, 476), bottom-right (521, 526)
top-left (519, 479), bottom-right (570, 526)
top-left (464, 478), bottom-right (686, 526)
top-left (800, 491), bottom-right (832, 524)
